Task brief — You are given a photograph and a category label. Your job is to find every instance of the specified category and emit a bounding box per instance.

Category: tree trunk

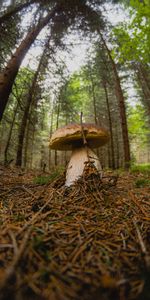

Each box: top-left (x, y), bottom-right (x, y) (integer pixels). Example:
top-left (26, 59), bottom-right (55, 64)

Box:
top-left (0, 5), bottom-right (58, 121)
top-left (103, 81), bottom-right (115, 169)
top-left (135, 63), bottom-right (150, 116)
top-left (15, 40), bottom-right (47, 166)
top-left (4, 102), bottom-right (19, 164)
top-left (16, 95), bottom-right (31, 166)
top-left (99, 33), bottom-right (131, 168)
top-left (139, 63), bottom-right (150, 92)
top-left (115, 128), bottom-right (120, 169)
top-left (23, 119), bottom-right (30, 168)
top-left (89, 68), bottom-right (98, 124)
top-left (54, 101), bottom-right (60, 166)
top-left (29, 126), bottom-right (35, 169)
top-left (49, 108), bottom-right (54, 170)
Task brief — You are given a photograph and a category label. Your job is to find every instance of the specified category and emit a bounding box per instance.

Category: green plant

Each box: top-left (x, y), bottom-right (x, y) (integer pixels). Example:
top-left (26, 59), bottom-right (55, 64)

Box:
top-left (135, 178), bottom-right (150, 188)
top-left (33, 167), bottom-right (64, 185)
top-left (131, 164), bottom-right (150, 175)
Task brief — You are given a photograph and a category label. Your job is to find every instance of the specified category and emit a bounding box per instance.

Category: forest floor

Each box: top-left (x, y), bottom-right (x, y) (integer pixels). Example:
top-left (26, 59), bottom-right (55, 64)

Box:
top-left (0, 165), bottom-right (150, 300)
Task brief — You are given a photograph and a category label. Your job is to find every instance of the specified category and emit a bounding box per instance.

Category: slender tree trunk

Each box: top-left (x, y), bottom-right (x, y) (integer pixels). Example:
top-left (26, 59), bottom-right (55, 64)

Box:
top-left (4, 102), bottom-right (19, 164)
top-left (89, 70), bottom-right (98, 125)
top-left (23, 119), bottom-right (30, 168)
top-left (107, 145), bottom-right (111, 169)
top-left (103, 81), bottom-right (115, 169)
top-left (29, 126), bottom-right (35, 169)
top-left (16, 36), bottom-right (51, 166)
top-left (115, 129), bottom-right (120, 169)
top-left (49, 108), bottom-right (54, 170)
top-left (139, 63), bottom-right (150, 92)
top-left (135, 64), bottom-right (150, 116)
top-left (16, 96), bottom-right (31, 166)
top-left (0, 5), bottom-right (58, 121)
top-left (99, 34), bottom-right (131, 168)
top-left (54, 101), bottom-right (60, 166)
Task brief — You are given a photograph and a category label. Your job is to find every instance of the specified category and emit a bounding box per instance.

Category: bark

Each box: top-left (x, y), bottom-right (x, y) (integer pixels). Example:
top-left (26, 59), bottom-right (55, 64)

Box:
top-left (29, 126), bottom-right (35, 169)
top-left (115, 128), bottom-right (120, 169)
top-left (99, 33), bottom-right (131, 168)
top-left (135, 64), bottom-right (150, 116)
top-left (4, 102), bottom-right (19, 164)
top-left (0, 4), bottom-right (58, 121)
top-left (139, 64), bottom-right (150, 92)
top-left (107, 145), bottom-right (111, 168)
top-left (0, 0), bottom-right (37, 24)
top-left (103, 81), bottom-right (115, 169)
top-left (54, 101), bottom-right (60, 166)
top-left (49, 107), bottom-right (54, 170)
top-left (89, 69), bottom-right (98, 125)
top-left (16, 94), bottom-right (31, 166)
top-left (23, 119), bottom-right (30, 168)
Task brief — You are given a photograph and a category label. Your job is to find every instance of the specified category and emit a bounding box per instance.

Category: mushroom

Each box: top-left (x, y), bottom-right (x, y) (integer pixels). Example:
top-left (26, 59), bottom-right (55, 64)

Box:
top-left (49, 123), bottom-right (109, 187)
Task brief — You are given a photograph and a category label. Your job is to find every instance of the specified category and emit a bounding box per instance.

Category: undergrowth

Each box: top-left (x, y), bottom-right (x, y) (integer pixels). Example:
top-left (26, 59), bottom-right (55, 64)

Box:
top-left (130, 163), bottom-right (150, 175)
top-left (33, 167), bottom-right (64, 185)
top-left (135, 178), bottom-right (150, 188)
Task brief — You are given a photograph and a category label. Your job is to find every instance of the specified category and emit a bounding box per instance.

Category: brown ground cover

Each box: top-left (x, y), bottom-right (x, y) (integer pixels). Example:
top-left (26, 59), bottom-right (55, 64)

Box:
top-left (0, 165), bottom-right (150, 300)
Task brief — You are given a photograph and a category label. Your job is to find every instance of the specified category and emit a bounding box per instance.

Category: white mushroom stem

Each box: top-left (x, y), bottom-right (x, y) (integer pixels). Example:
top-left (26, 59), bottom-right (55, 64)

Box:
top-left (65, 146), bottom-right (102, 187)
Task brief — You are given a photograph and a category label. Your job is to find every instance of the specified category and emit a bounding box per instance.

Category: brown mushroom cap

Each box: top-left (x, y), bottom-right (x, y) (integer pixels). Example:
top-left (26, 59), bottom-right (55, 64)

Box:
top-left (49, 123), bottom-right (109, 151)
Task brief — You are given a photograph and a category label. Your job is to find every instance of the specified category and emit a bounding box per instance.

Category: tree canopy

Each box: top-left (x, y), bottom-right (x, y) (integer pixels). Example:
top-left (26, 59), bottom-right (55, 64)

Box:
top-left (0, 0), bottom-right (149, 169)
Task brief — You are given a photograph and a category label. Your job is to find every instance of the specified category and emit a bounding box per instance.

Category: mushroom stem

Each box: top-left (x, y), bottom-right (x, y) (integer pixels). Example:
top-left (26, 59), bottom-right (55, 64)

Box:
top-left (65, 146), bottom-right (102, 187)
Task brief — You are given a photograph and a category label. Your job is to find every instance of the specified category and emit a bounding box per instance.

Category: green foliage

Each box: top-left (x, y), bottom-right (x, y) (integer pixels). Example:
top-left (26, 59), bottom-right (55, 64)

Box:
top-left (127, 103), bottom-right (150, 164)
top-left (135, 178), bottom-right (150, 188)
top-left (112, 0), bottom-right (150, 64)
top-left (33, 167), bottom-right (64, 185)
top-left (131, 163), bottom-right (150, 175)
top-left (56, 71), bottom-right (90, 123)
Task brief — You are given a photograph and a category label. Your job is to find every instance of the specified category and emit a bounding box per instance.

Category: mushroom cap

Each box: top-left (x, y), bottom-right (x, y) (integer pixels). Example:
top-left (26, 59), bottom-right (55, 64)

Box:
top-left (49, 123), bottom-right (109, 151)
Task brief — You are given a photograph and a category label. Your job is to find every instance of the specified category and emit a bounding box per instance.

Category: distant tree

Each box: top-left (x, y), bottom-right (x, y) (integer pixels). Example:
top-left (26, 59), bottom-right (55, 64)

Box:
top-left (97, 33), bottom-right (131, 168)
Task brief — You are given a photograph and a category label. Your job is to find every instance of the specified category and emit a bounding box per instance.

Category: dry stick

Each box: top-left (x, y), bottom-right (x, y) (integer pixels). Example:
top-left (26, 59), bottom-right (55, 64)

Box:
top-left (8, 230), bottom-right (19, 255)
top-left (120, 233), bottom-right (126, 250)
top-left (21, 185), bottom-right (37, 199)
top-left (133, 218), bottom-right (150, 269)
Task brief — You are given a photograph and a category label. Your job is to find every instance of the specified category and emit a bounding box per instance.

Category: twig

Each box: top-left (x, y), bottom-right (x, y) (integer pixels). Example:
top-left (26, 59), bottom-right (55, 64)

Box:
top-left (21, 185), bottom-right (37, 199)
top-left (133, 218), bottom-right (150, 269)
top-left (8, 230), bottom-right (18, 255)
top-left (121, 233), bottom-right (126, 250)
